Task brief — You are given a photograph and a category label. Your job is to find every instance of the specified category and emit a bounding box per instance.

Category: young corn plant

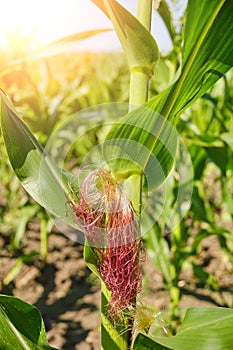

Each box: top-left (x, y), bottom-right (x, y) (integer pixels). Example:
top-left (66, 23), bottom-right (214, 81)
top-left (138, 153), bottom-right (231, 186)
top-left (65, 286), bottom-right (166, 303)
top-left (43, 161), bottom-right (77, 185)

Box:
top-left (1, 0), bottom-right (233, 349)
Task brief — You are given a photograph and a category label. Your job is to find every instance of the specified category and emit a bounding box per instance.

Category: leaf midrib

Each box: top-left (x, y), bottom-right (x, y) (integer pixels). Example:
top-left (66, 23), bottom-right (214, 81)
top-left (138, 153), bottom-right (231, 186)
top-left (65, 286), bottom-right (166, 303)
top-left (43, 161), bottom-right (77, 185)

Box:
top-left (0, 305), bottom-right (31, 350)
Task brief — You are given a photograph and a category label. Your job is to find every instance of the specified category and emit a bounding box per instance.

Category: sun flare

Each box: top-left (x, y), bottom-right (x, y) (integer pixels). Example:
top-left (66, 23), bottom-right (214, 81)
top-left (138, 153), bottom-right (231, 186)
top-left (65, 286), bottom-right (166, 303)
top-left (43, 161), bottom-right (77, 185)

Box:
top-left (0, 0), bottom-right (52, 51)
top-left (0, 0), bottom-right (112, 53)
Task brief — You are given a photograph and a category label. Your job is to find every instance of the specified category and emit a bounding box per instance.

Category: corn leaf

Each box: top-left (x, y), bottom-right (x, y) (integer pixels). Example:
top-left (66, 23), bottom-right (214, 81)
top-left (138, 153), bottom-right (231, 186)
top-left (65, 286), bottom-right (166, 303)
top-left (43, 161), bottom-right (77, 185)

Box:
top-left (0, 295), bottom-right (57, 350)
top-left (84, 244), bottom-right (101, 280)
top-left (156, 0), bottom-right (175, 42)
top-left (104, 0), bottom-right (233, 183)
top-left (103, 106), bottom-right (177, 189)
top-left (0, 90), bottom-right (76, 227)
top-left (44, 29), bottom-right (111, 48)
top-left (133, 307), bottom-right (233, 350)
top-left (32, 29), bottom-right (112, 59)
top-left (92, 0), bottom-right (159, 76)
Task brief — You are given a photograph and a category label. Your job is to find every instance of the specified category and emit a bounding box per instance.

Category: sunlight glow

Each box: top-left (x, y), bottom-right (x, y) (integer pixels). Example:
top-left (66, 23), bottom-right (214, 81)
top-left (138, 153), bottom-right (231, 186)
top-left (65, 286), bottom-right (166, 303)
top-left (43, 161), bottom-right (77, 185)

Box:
top-left (0, 0), bottom-right (172, 54)
top-left (0, 0), bottom-right (113, 52)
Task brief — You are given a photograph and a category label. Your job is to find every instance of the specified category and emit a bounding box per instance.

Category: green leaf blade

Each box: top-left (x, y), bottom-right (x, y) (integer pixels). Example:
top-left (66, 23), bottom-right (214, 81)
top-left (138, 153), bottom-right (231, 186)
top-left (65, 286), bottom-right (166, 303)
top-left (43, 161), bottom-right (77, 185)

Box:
top-left (0, 295), bottom-right (57, 350)
top-left (157, 0), bottom-right (175, 42)
top-left (133, 307), bottom-right (233, 350)
top-left (103, 105), bottom-right (177, 189)
top-left (0, 91), bottom-right (76, 227)
top-left (168, 0), bottom-right (233, 117)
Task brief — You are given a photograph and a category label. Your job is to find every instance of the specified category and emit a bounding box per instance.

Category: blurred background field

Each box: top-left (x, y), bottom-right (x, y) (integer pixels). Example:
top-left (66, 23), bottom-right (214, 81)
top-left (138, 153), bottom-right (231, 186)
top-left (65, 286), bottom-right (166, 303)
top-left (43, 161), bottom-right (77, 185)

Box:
top-left (0, 1), bottom-right (233, 349)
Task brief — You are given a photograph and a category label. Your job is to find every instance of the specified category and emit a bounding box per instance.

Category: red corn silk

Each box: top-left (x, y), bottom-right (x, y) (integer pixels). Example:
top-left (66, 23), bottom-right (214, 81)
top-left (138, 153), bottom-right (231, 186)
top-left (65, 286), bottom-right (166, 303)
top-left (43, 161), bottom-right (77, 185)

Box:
top-left (72, 169), bottom-right (143, 319)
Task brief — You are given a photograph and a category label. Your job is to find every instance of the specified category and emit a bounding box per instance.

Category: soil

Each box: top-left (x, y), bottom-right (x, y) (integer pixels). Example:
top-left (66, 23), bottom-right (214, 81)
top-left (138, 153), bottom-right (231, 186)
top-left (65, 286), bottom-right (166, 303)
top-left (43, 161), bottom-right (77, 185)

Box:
top-left (0, 220), bottom-right (233, 350)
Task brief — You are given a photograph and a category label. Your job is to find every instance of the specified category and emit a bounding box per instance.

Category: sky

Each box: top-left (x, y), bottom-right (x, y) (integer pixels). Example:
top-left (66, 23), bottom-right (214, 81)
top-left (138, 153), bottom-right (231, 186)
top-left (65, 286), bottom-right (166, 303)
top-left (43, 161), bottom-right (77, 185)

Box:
top-left (0, 0), bottom-right (173, 54)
